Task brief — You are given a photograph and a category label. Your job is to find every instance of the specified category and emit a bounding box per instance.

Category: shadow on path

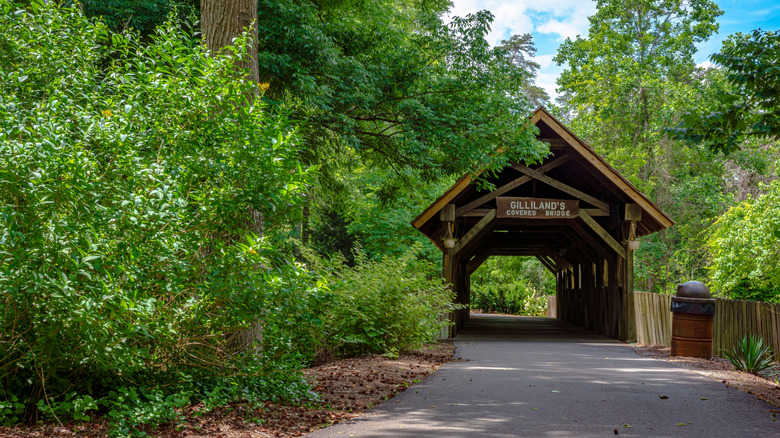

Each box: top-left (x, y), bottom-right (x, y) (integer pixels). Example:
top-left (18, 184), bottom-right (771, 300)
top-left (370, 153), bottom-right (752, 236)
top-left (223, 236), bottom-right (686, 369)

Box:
top-left (307, 314), bottom-right (780, 437)
top-left (455, 313), bottom-right (611, 342)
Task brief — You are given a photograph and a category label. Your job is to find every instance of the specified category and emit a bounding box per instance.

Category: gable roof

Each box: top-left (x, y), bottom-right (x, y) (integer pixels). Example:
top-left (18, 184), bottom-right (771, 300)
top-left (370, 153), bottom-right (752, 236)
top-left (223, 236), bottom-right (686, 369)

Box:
top-left (412, 106), bottom-right (674, 250)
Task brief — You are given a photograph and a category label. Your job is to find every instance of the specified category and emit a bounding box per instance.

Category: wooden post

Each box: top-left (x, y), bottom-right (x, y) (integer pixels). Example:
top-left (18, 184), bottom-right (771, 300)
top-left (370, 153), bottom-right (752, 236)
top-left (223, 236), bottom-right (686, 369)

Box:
top-left (585, 262), bottom-right (595, 331)
top-left (440, 203), bottom-right (456, 222)
top-left (624, 248), bottom-right (636, 342)
top-left (595, 259), bottom-right (605, 336)
top-left (443, 251), bottom-right (455, 337)
top-left (622, 206), bottom-right (640, 342)
top-left (608, 254), bottom-right (620, 339)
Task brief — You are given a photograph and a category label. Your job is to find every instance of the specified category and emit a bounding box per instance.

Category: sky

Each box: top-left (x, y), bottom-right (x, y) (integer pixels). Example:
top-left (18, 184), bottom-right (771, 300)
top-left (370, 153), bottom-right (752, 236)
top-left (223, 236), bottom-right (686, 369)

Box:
top-left (447, 0), bottom-right (780, 100)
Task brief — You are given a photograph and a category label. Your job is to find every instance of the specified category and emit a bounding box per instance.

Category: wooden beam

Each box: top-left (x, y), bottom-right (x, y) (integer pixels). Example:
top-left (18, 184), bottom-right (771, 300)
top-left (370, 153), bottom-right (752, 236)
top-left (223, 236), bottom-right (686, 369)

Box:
top-left (440, 204), bottom-right (455, 222)
top-left (578, 210), bottom-right (627, 259)
top-left (541, 247), bottom-right (573, 271)
top-left (538, 138), bottom-right (570, 148)
top-left (561, 226), bottom-right (602, 263)
top-left (511, 163), bottom-right (610, 211)
top-left (452, 209), bottom-right (496, 256)
top-left (466, 248), bottom-right (493, 274)
top-left (490, 250), bottom-right (546, 256)
top-left (456, 155), bottom-right (572, 216)
top-left (583, 208), bottom-right (609, 217)
top-left (535, 110), bottom-right (674, 229)
top-left (461, 208), bottom-right (492, 217)
top-left (412, 176), bottom-right (472, 229)
top-left (568, 222), bottom-right (611, 261)
top-left (537, 256), bottom-right (557, 273)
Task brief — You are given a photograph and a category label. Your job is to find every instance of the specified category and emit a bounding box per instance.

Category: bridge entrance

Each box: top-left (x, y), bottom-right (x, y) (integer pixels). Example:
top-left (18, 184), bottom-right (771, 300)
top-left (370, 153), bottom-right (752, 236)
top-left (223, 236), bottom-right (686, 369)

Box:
top-left (412, 107), bottom-right (673, 340)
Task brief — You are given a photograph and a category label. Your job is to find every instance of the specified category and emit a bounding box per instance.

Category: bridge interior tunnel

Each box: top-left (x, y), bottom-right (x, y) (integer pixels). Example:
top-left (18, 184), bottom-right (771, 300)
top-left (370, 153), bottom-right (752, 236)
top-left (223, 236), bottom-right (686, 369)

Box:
top-left (412, 107), bottom-right (674, 342)
top-left (448, 222), bottom-right (633, 341)
top-left (466, 255), bottom-right (556, 316)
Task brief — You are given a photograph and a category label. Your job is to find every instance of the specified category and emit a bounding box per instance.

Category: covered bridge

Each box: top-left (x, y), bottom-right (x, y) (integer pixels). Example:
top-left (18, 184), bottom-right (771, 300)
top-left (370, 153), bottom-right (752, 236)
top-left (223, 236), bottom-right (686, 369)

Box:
top-left (412, 107), bottom-right (674, 341)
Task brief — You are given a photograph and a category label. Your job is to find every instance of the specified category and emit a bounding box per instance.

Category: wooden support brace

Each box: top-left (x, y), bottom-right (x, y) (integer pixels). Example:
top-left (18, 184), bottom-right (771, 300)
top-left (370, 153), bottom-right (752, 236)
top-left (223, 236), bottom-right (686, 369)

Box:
top-left (541, 246), bottom-right (573, 271)
top-left (461, 208), bottom-right (493, 217)
top-left (452, 209), bottom-right (496, 256)
top-left (512, 163), bottom-right (610, 211)
top-left (578, 210), bottom-right (627, 259)
top-left (537, 256), bottom-right (557, 273)
top-left (466, 249), bottom-right (493, 274)
top-left (562, 226), bottom-right (604, 262)
top-left (456, 155), bottom-right (572, 216)
top-left (583, 208), bottom-right (609, 217)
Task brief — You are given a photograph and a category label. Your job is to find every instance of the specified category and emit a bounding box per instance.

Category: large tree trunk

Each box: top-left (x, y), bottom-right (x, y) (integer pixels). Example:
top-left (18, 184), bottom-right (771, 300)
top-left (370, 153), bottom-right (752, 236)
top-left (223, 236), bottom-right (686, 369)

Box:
top-left (200, 0), bottom-right (259, 83)
top-left (201, 0), bottom-right (262, 354)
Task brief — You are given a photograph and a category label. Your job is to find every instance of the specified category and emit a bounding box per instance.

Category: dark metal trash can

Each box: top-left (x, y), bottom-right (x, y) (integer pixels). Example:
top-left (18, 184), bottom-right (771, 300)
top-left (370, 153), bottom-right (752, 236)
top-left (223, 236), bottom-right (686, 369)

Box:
top-left (671, 281), bottom-right (715, 358)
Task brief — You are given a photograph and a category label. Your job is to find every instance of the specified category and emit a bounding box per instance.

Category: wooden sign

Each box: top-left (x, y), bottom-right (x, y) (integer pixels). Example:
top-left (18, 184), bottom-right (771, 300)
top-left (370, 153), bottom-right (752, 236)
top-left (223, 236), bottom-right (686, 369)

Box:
top-left (496, 197), bottom-right (579, 219)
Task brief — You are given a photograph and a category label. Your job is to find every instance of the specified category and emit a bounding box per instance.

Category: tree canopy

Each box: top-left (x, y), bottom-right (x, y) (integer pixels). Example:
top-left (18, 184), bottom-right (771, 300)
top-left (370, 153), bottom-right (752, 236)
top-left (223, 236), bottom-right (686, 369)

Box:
top-left (673, 29), bottom-right (780, 154)
top-left (3, 0), bottom-right (780, 432)
top-left (257, 0), bottom-right (546, 188)
top-left (708, 180), bottom-right (780, 302)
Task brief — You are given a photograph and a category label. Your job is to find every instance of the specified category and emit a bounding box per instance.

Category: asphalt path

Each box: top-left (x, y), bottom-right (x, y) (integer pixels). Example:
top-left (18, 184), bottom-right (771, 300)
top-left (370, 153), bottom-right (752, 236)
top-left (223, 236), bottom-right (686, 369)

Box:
top-left (307, 313), bottom-right (780, 437)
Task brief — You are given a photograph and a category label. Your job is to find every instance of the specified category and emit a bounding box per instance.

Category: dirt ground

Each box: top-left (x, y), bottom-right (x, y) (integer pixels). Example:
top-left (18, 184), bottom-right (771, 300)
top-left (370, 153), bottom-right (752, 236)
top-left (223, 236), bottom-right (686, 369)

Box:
top-left (0, 342), bottom-right (456, 438)
top-left (634, 345), bottom-right (780, 408)
top-left (3, 341), bottom-right (779, 438)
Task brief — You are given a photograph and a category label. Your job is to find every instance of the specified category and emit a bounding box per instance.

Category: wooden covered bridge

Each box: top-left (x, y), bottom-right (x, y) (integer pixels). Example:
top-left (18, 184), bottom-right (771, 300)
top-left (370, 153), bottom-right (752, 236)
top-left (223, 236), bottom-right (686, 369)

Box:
top-left (412, 107), bottom-right (674, 341)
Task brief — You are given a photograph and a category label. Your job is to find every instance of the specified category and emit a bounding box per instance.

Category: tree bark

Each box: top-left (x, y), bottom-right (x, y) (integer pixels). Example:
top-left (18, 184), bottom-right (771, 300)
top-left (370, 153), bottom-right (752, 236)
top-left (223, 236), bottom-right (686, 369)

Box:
top-left (200, 0), bottom-right (259, 83)
top-left (201, 0), bottom-right (262, 353)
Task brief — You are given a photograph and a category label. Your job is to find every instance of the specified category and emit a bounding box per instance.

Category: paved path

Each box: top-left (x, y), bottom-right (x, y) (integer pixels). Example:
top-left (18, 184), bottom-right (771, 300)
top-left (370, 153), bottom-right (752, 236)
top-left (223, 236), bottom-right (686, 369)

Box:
top-left (307, 314), bottom-right (780, 437)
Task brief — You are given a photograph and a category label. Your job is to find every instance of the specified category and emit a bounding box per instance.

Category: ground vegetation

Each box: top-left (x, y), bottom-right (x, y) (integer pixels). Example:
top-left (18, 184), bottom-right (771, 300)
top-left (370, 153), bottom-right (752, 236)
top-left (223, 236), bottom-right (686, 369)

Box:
top-left (3, 0), bottom-right (780, 434)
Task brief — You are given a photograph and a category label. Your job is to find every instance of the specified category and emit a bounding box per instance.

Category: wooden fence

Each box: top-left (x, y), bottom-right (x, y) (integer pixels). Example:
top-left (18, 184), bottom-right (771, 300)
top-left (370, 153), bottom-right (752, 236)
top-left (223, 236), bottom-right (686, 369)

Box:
top-left (633, 292), bottom-right (780, 361)
top-left (634, 292), bottom-right (672, 346)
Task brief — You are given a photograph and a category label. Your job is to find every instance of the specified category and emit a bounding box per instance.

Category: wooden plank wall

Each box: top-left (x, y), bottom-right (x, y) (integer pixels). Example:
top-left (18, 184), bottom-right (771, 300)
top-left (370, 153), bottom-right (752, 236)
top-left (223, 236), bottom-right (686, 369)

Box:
top-left (555, 264), bottom-right (628, 341)
top-left (632, 292), bottom-right (780, 361)
top-left (547, 296), bottom-right (557, 318)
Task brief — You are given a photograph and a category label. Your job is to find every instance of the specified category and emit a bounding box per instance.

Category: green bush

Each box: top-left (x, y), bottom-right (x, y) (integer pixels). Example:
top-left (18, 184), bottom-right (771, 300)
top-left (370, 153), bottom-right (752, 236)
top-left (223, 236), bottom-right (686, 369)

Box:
top-left (708, 180), bottom-right (780, 302)
top-left (722, 335), bottom-right (775, 375)
top-left (302, 246), bottom-right (456, 358)
top-left (470, 257), bottom-right (552, 316)
top-left (0, 1), bottom-right (313, 431)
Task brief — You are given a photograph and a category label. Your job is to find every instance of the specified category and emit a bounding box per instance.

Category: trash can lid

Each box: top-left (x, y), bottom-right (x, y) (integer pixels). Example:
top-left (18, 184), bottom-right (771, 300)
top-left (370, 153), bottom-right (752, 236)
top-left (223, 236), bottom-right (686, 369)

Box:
top-left (676, 281), bottom-right (711, 299)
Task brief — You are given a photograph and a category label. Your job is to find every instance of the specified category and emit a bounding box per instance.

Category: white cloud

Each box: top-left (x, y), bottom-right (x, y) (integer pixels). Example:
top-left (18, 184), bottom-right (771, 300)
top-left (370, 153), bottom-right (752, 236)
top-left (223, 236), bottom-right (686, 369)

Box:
top-left (535, 13), bottom-right (592, 41)
top-left (534, 54), bottom-right (555, 69)
top-left (448, 1), bottom-right (596, 45)
top-left (536, 69), bottom-right (563, 103)
top-left (697, 60), bottom-right (716, 70)
top-left (448, 1), bottom-right (598, 99)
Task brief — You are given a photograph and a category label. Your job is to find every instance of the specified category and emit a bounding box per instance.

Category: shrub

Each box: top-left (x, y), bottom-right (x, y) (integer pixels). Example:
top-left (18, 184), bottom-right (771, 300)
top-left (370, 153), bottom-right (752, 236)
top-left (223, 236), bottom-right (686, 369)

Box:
top-left (0, 1), bottom-right (313, 431)
top-left (722, 335), bottom-right (775, 375)
top-left (470, 257), bottom-right (552, 316)
top-left (708, 180), bottom-right (780, 302)
top-left (302, 245), bottom-right (457, 358)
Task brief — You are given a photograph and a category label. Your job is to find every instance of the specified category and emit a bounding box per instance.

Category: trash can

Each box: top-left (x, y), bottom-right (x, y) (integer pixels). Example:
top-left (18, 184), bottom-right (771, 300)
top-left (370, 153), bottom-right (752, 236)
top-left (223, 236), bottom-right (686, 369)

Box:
top-left (671, 281), bottom-right (715, 358)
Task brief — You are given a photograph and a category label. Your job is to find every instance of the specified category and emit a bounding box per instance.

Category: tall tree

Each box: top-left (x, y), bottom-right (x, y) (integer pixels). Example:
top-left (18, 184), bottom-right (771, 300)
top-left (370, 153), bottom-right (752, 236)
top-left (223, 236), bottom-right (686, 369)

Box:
top-left (673, 29), bottom-right (780, 154)
top-left (497, 33), bottom-right (549, 106)
top-left (553, 0), bottom-right (724, 291)
top-left (200, 0), bottom-right (263, 350)
top-left (555, 0), bottom-right (722, 183)
top-left (254, 1), bottom-right (548, 257)
top-left (201, 0), bottom-right (259, 82)
top-left (256, 1), bottom-right (545, 186)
